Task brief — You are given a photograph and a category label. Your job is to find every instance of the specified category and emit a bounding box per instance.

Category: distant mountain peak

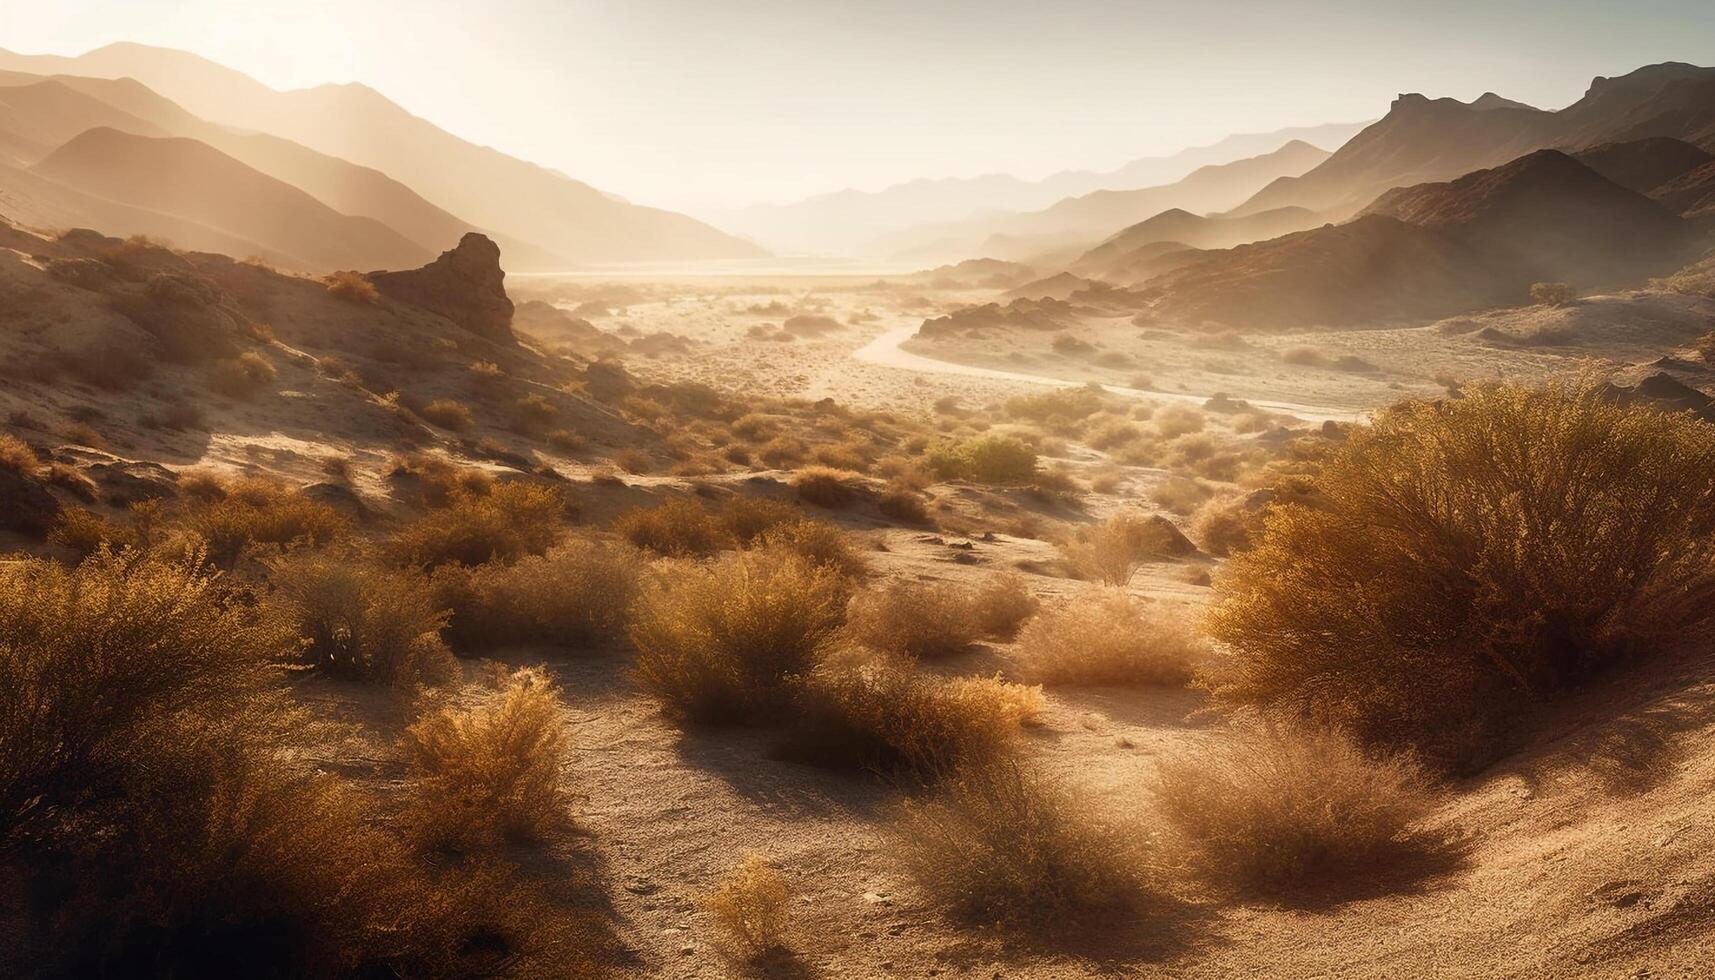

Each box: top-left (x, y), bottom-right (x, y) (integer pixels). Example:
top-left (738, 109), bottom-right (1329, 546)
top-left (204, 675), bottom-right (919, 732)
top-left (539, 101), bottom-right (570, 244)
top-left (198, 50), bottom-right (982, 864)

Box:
top-left (1470, 92), bottom-right (1536, 111)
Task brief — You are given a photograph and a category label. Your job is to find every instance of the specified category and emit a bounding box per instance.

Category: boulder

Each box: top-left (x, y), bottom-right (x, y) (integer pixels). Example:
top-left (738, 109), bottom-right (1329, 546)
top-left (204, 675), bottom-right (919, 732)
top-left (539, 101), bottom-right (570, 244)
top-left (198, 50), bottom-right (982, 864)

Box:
top-left (370, 233), bottom-right (514, 342)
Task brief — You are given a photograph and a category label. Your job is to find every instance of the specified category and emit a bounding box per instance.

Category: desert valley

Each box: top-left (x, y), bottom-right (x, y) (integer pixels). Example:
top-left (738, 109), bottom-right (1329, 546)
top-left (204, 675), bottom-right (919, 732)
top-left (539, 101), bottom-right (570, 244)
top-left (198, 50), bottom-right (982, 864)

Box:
top-left (3, 10), bottom-right (1715, 979)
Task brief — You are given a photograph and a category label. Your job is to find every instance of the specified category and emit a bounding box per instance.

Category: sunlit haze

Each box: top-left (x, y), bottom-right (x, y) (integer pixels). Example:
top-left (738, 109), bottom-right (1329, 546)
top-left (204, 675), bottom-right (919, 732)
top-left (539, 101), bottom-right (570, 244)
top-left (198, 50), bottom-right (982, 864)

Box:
top-left (7, 0), bottom-right (1714, 212)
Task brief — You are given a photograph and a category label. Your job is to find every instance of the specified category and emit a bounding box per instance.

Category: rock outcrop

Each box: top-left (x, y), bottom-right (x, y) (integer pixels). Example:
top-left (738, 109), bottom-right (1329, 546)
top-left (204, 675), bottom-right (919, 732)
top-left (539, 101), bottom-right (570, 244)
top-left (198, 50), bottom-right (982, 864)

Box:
top-left (370, 233), bottom-right (514, 342)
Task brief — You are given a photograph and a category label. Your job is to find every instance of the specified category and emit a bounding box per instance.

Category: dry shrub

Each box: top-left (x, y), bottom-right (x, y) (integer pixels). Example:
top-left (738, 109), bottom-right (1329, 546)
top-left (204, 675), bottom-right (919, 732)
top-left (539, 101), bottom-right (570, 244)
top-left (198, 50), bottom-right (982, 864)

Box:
top-left (759, 518), bottom-right (868, 578)
top-left (1153, 404), bottom-right (1206, 438)
top-left (924, 435), bottom-right (1038, 484)
top-left (209, 351), bottom-right (276, 398)
top-left (788, 659), bottom-right (1019, 777)
top-left (611, 448), bottom-right (653, 474)
top-left (267, 551), bottom-right (457, 688)
top-left (1206, 379), bottom-right (1715, 769)
top-left (64, 421), bottom-right (105, 449)
top-left (325, 270), bottom-right (379, 304)
top-left (1154, 725), bottom-right (1438, 894)
top-left (392, 482), bottom-right (564, 567)
top-left (730, 413), bottom-right (779, 441)
top-left (402, 666), bottom-right (569, 850)
top-left (1192, 493), bottom-right (1262, 556)
top-left (435, 537), bottom-right (643, 651)
top-left (758, 436), bottom-right (804, 467)
top-left (47, 507), bottom-right (130, 556)
top-left (0, 552), bottom-right (586, 976)
top-left (1016, 590), bottom-right (1207, 686)
top-left (894, 757), bottom-right (1164, 934)
top-left (703, 855), bottom-right (791, 958)
top-left (0, 432), bottom-right (39, 472)
top-left (1063, 511), bottom-right (1193, 585)
top-left (1087, 418), bottom-right (1143, 450)
top-left (969, 573), bottom-right (1040, 639)
top-left (1150, 476), bottom-right (1211, 515)
top-left (614, 497), bottom-right (730, 557)
top-left (183, 478), bottom-right (349, 563)
top-left (946, 673), bottom-right (1046, 728)
top-left (630, 549), bottom-right (845, 724)
top-left (845, 580), bottom-right (982, 659)
top-left (513, 393), bottom-right (558, 433)
top-left (0, 550), bottom-right (282, 837)
top-left (388, 451), bottom-right (494, 507)
top-left (420, 399), bottom-right (475, 432)
top-left (719, 495), bottom-right (801, 543)
top-left (792, 465), bottom-right (859, 508)
top-left (878, 487), bottom-right (931, 525)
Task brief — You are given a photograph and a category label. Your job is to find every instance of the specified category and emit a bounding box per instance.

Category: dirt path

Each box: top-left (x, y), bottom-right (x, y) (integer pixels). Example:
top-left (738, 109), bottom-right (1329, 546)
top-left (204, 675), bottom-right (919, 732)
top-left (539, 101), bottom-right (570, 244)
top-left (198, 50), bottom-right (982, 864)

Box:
top-left (852, 325), bottom-right (1368, 424)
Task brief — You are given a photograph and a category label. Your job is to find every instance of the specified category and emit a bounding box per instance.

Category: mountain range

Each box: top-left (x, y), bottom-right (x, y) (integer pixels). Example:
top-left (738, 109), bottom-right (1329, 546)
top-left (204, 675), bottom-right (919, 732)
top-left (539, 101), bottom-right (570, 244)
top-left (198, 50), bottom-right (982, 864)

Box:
top-left (1133, 145), bottom-right (1702, 329)
top-left (1231, 62), bottom-right (1715, 219)
top-left (0, 42), bottom-right (763, 271)
top-left (876, 139), bottom-right (1337, 265)
top-left (701, 121), bottom-right (1368, 256)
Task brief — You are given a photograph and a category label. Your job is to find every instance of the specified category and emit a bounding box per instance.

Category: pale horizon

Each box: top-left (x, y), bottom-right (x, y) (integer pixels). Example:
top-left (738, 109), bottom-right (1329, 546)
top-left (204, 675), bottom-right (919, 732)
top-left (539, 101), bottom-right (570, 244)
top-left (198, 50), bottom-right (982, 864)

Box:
top-left (4, 0), bottom-right (1714, 213)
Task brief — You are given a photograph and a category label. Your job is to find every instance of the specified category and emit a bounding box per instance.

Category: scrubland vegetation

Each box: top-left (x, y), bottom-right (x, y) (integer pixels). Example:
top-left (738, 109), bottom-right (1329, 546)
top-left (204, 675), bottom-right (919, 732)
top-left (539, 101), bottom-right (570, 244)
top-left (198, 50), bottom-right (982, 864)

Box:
top-left (1206, 377), bottom-right (1715, 768)
top-left (7, 224), bottom-right (1713, 976)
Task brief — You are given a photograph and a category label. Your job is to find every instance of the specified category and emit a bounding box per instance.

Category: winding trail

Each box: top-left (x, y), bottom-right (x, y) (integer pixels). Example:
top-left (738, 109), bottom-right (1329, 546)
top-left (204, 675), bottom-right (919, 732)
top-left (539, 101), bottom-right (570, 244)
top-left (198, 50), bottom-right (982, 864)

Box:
top-left (852, 325), bottom-right (1369, 424)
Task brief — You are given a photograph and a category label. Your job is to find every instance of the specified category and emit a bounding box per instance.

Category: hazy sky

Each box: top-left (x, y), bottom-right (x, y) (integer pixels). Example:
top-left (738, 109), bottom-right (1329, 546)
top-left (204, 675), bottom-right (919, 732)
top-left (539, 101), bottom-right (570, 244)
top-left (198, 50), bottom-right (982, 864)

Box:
top-left (6, 0), bottom-right (1714, 212)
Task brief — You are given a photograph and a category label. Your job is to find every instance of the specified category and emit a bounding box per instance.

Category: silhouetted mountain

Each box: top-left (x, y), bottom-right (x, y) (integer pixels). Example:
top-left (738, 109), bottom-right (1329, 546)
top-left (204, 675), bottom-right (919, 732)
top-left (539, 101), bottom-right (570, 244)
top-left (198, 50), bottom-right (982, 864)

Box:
top-left (1361, 149), bottom-right (1693, 286)
top-left (33, 128), bottom-right (432, 271)
top-left (1573, 138), bottom-right (1712, 195)
top-left (1232, 62), bottom-right (1715, 220)
top-left (0, 43), bottom-right (763, 264)
top-left (1652, 160), bottom-right (1715, 218)
top-left (1070, 206), bottom-right (1321, 281)
top-left (1141, 150), bottom-right (1695, 329)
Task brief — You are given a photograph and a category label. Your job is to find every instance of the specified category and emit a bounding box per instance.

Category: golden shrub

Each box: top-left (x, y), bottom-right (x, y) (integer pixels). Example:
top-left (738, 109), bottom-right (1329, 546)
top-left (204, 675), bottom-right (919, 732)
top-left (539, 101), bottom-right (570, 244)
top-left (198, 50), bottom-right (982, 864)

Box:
top-left (391, 482), bottom-right (564, 567)
top-left (630, 549), bottom-right (845, 724)
top-left (1015, 589), bottom-right (1207, 686)
top-left (703, 854), bottom-right (791, 958)
top-left (402, 667), bottom-right (569, 850)
top-left (613, 497), bottom-right (731, 557)
top-left (844, 579), bottom-right (982, 659)
top-left (1206, 379), bottom-right (1715, 768)
top-left (788, 659), bottom-right (1019, 777)
top-left (435, 537), bottom-right (643, 651)
top-left (1154, 725), bottom-right (1439, 894)
top-left (267, 551), bottom-right (457, 689)
top-left (894, 757), bottom-right (1164, 933)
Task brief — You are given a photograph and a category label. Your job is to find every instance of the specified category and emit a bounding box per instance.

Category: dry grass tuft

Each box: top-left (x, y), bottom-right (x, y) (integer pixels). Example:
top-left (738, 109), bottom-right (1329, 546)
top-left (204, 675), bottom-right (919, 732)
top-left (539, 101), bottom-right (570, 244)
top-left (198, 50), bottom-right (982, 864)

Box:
top-left (1062, 512), bottom-right (1193, 585)
top-left (630, 549), bottom-right (845, 724)
top-left (704, 854), bottom-right (792, 958)
top-left (968, 572), bottom-right (1040, 639)
top-left (788, 659), bottom-right (1021, 777)
top-left (792, 465), bottom-right (860, 508)
top-left (1016, 590), bottom-right (1207, 686)
top-left (759, 518), bottom-right (869, 578)
top-left (1206, 378), bottom-right (1715, 768)
top-left (894, 757), bottom-right (1166, 934)
top-left (420, 398), bottom-right (475, 432)
top-left (1154, 725), bottom-right (1440, 895)
top-left (435, 537), bottom-right (643, 651)
top-left (325, 270), bottom-right (380, 304)
top-left (844, 580), bottom-right (983, 659)
top-left (402, 666), bottom-right (569, 850)
top-left (183, 477), bottom-right (350, 563)
top-left (267, 550), bottom-right (457, 688)
top-left (391, 482), bottom-right (564, 567)
top-left (614, 497), bottom-right (731, 557)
